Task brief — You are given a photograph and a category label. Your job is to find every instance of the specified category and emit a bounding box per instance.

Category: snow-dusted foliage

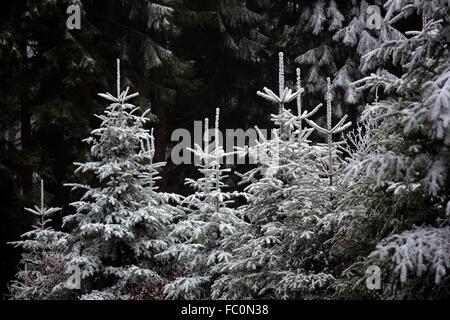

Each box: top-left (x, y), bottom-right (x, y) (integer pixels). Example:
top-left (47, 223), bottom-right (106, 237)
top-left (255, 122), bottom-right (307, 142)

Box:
top-left (211, 53), bottom-right (351, 299)
top-left (160, 108), bottom-right (245, 299)
top-left (9, 180), bottom-right (69, 300)
top-left (369, 226), bottom-right (450, 285)
top-left (336, 1), bottom-right (450, 299)
top-left (63, 60), bottom-right (181, 299)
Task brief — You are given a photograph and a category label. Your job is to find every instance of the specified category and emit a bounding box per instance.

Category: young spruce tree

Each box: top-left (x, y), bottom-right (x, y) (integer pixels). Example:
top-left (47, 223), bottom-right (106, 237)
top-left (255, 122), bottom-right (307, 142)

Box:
top-left (9, 179), bottom-right (68, 300)
top-left (64, 60), bottom-right (181, 300)
top-left (161, 108), bottom-right (245, 299)
top-left (212, 53), bottom-right (352, 299)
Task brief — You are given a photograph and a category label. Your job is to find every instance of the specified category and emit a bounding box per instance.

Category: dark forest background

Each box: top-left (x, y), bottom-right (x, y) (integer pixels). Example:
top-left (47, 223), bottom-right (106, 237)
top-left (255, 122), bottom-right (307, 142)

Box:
top-left (0, 0), bottom-right (413, 297)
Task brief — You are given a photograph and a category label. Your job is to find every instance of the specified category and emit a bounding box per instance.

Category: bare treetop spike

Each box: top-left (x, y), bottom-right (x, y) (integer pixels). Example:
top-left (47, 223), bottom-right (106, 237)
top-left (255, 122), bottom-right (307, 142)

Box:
top-left (40, 179), bottom-right (44, 210)
top-left (215, 108), bottom-right (220, 150)
top-left (278, 52), bottom-right (285, 97)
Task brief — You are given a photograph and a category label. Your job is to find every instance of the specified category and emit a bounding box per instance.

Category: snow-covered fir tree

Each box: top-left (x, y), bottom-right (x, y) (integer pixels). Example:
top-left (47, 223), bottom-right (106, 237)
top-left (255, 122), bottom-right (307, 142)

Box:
top-left (335, 1), bottom-right (450, 299)
top-left (9, 179), bottom-right (69, 300)
top-left (63, 60), bottom-right (181, 300)
top-left (160, 108), bottom-right (245, 299)
top-left (211, 53), bottom-right (351, 299)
